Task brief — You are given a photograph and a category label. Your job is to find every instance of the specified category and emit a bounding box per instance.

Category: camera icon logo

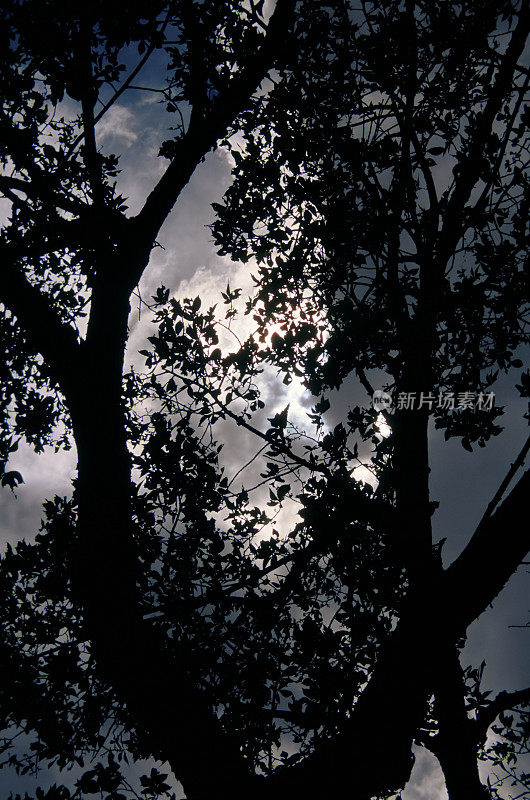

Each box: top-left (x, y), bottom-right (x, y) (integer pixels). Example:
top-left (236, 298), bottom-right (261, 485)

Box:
top-left (372, 390), bottom-right (393, 413)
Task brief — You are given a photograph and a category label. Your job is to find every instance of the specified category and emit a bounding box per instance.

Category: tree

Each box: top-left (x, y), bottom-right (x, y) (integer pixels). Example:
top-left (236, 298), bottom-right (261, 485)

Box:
top-left (0, 1), bottom-right (529, 800)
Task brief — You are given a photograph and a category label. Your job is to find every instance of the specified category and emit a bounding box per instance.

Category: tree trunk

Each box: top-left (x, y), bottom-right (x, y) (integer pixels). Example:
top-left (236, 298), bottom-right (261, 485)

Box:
top-left (437, 746), bottom-right (490, 800)
top-left (433, 645), bottom-right (490, 800)
top-left (65, 273), bottom-right (256, 800)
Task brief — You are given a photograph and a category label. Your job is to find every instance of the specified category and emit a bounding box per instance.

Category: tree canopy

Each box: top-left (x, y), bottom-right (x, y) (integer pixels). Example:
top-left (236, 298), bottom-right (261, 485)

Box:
top-left (0, 2), bottom-right (529, 800)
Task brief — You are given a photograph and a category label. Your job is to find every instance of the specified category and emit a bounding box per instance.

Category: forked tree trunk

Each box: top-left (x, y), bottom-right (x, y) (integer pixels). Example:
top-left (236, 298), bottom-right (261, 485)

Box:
top-left (65, 271), bottom-right (257, 800)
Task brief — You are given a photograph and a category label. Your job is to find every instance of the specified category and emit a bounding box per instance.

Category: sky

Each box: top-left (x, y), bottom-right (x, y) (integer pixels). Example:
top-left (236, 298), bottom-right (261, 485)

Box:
top-left (0, 10), bottom-right (529, 799)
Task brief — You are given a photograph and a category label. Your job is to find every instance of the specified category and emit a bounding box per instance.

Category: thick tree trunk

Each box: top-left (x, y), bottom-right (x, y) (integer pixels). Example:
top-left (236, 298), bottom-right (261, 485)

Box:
top-left (66, 273), bottom-right (257, 800)
top-left (69, 279), bottom-right (137, 627)
top-left (432, 645), bottom-right (490, 800)
top-left (437, 747), bottom-right (490, 800)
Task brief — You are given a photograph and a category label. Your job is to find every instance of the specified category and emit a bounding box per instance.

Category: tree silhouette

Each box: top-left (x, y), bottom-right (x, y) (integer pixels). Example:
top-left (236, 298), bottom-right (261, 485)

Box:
top-left (0, 2), bottom-right (529, 800)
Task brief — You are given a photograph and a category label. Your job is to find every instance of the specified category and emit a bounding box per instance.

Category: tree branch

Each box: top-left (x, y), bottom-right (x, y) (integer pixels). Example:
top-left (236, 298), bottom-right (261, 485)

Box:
top-left (77, 27), bottom-right (103, 208)
top-left (183, 0), bottom-right (209, 119)
top-left (476, 433), bottom-right (530, 531)
top-left (0, 244), bottom-right (80, 388)
top-left (0, 174), bottom-right (88, 216)
top-left (473, 69), bottom-right (530, 215)
top-left (476, 686), bottom-right (530, 743)
top-left (128, 0), bottom-right (295, 288)
top-left (439, 4), bottom-right (530, 263)
top-left (444, 464), bottom-right (530, 631)
top-left (67, 14), bottom-right (169, 159)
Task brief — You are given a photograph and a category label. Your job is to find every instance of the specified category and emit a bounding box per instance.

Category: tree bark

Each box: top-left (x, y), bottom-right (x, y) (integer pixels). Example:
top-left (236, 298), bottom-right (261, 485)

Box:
top-left (431, 645), bottom-right (490, 800)
top-left (65, 264), bottom-right (261, 799)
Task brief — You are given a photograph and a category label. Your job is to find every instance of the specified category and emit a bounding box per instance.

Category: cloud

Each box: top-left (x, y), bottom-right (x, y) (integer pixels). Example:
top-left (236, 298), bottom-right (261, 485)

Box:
top-left (97, 104), bottom-right (138, 145)
top-left (402, 747), bottom-right (448, 800)
top-left (0, 441), bottom-right (75, 549)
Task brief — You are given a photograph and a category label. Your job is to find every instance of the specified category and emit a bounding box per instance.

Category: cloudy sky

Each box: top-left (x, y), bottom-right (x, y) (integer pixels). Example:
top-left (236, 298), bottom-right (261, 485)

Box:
top-left (1, 17), bottom-right (529, 798)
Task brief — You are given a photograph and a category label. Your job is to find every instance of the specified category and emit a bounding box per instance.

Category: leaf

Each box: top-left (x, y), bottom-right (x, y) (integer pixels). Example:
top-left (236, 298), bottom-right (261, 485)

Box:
top-left (153, 286), bottom-right (170, 305)
top-left (1, 470), bottom-right (24, 491)
top-left (313, 396), bottom-right (330, 415)
top-left (277, 484), bottom-right (290, 501)
top-left (268, 404), bottom-right (289, 429)
top-left (271, 331), bottom-right (283, 350)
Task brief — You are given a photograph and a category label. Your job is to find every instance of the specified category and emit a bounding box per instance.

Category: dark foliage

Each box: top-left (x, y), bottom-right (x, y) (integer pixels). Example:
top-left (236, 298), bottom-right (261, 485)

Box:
top-left (0, 2), bottom-right (529, 800)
